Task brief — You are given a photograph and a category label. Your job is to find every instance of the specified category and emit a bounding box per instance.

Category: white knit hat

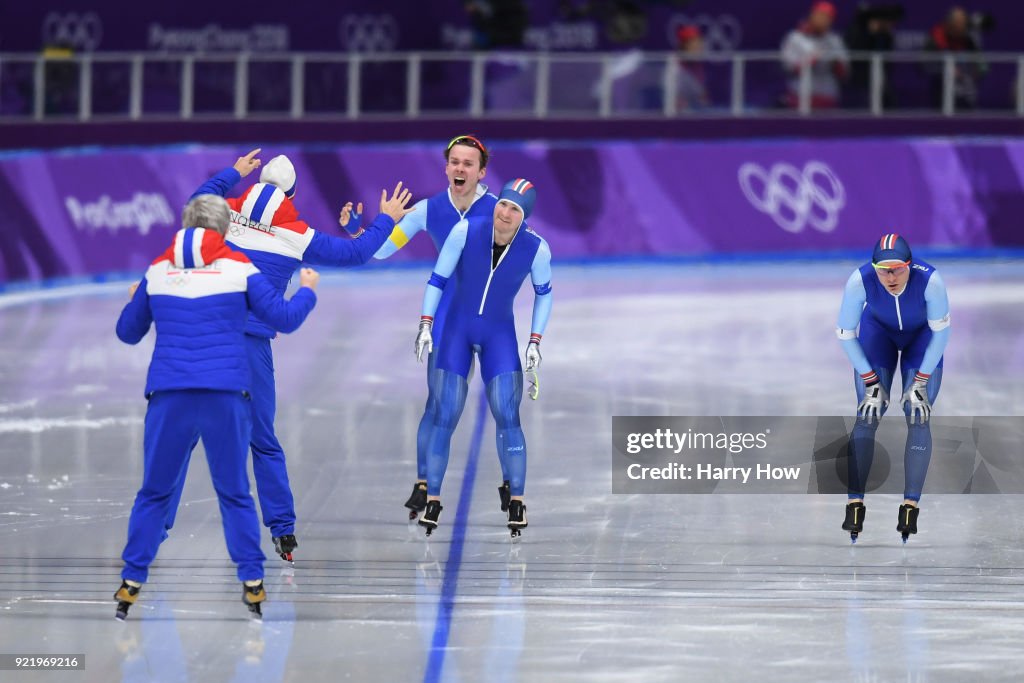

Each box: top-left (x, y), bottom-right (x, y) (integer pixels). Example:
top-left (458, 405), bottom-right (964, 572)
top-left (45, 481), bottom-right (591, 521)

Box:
top-left (259, 155), bottom-right (296, 198)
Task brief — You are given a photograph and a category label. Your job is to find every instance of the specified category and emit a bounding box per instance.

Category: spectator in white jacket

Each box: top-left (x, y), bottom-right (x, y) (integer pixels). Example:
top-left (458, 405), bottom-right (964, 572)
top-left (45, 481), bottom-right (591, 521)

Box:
top-left (781, 1), bottom-right (849, 109)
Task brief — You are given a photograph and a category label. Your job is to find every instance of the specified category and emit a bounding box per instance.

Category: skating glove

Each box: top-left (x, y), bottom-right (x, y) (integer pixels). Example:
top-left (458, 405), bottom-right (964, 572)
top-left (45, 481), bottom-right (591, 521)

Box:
top-left (415, 316), bottom-right (433, 362)
top-left (901, 372), bottom-right (931, 424)
top-left (524, 336), bottom-right (542, 372)
top-left (856, 370), bottom-right (888, 422)
top-left (524, 335), bottom-right (542, 400)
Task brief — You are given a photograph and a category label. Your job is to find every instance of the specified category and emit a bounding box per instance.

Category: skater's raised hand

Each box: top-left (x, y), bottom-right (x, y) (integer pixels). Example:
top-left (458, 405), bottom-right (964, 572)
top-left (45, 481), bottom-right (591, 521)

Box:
top-left (380, 182), bottom-right (416, 223)
top-left (415, 316), bottom-right (433, 362)
top-left (338, 201), bottom-right (364, 237)
top-left (233, 148), bottom-right (262, 178)
top-left (298, 267), bottom-right (320, 290)
top-left (901, 373), bottom-right (931, 424)
top-left (857, 381), bottom-right (888, 422)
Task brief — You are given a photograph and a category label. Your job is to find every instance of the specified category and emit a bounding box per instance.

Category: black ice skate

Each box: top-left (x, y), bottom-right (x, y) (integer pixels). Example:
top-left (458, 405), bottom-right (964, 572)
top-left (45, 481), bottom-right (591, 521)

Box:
top-left (113, 580), bottom-right (141, 621)
top-left (418, 500), bottom-right (443, 536)
top-left (507, 500), bottom-right (528, 540)
top-left (242, 581), bottom-right (267, 619)
top-left (842, 501), bottom-right (866, 544)
top-left (897, 504), bottom-right (919, 543)
top-left (498, 480), bottom-right (511, 512)
top-left (405, 482), bottom-right (428, 520)
top-left (272, 534), bottom-right (298, 562)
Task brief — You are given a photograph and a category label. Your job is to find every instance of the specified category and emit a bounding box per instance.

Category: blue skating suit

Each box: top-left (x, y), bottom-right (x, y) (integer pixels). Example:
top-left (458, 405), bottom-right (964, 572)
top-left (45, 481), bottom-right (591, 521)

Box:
top-left (422, 214), bottom-right (553, 498)
top-left (374, 185), bottom-right (498, 481)
top-left (169, 168), bottom-right (394, 542)
top-left (836, 258), bottom-right (951, 501)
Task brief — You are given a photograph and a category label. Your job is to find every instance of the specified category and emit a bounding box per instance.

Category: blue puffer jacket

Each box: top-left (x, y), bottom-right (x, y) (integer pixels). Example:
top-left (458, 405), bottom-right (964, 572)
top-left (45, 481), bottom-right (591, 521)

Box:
top-left (116, 227), bottom-right (316, 396)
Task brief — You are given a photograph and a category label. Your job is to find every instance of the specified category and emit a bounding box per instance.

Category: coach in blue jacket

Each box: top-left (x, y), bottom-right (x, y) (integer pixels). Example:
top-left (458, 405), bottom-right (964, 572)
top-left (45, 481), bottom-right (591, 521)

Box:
top-left (112, 195), bottom-right (318, 620)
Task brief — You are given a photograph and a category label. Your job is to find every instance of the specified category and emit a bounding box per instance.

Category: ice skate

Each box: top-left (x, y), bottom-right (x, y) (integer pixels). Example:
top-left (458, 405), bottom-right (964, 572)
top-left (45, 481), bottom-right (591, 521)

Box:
top-left (272, 534), bottom-right (297, 562)
top-left (897, 504), bottom-right (919, 543)
top-left (841, 501), bottom-right (866, 544)
top-left (242, 580), bottom-right (267, 619)
top-left (507, 499), bottom-right (528, 540)
top-left (405, 482), bottom-right (428, 520)
top-left (498, 480), bottom-right (511, 512)
top-left (418, 500), bottom-right (443, 536)
top-left (113, 580), bottom-right (141, 621)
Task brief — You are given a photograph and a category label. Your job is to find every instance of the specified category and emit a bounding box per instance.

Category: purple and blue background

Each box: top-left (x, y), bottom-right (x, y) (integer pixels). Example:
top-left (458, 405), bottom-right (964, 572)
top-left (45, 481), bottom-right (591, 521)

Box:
top-left (2, 139), bottom-right (1023, 284)
top-left (0, 1), bottom-right (1021, 283)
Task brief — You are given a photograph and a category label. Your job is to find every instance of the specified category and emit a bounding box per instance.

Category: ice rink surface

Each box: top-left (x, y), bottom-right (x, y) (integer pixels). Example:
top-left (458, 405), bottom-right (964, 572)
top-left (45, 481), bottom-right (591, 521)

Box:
top-left (2, 259), bottom-right (1024, 682)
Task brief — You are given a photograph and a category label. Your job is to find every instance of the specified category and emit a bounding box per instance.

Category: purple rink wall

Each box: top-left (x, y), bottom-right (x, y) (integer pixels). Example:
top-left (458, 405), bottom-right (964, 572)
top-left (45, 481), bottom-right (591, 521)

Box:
top-left (2, 137), bottom-right (1023, 284)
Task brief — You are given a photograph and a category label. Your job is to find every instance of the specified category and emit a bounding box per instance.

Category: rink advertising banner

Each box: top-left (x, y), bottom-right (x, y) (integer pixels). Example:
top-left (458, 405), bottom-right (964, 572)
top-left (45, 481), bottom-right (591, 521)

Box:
top-left (2, 138), bottom-right (1024, 283)
top-left (611, 417), bottom-right (1024, 494)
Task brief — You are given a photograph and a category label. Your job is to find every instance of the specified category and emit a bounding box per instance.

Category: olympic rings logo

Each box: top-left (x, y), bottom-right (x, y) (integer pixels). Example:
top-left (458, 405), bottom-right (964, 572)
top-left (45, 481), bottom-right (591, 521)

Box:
top-left (166, 275), bottom-right (188, 287)
top-left (738, 161), bottom-right (846, 234)
top-left (666, 13), bottom-right (742, 52)
top-left (42, 12), bottom-right (103, 51)
top-left (339, 14), bottom-right (398, 53)
top-left (228, 222), bottom-right (245, 237)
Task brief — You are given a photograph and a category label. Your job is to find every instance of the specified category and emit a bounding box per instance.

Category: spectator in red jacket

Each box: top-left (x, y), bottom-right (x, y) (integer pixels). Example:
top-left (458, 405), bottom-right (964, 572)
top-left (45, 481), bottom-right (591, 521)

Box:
top-left (926, 6), bottom-right (986, 110)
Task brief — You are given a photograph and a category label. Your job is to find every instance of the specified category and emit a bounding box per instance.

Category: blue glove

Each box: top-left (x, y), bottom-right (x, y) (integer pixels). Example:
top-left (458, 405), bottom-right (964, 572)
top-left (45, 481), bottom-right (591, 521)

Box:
top-left (338, 202), bottom-right (364, 237)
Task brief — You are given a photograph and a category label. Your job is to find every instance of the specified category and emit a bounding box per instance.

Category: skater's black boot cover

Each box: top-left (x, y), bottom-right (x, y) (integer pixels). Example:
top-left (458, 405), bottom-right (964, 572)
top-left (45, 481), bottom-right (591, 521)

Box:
top-left (507, 499), bottom-right (528, 538)
top-left (405, 482), bottom-right (428, 520)
top-left (897, 503), bottom-right (919, 543)
top-left (419, 500), bottom-right (443, 536)
top-left (842, 502), bottom-right (866, 543)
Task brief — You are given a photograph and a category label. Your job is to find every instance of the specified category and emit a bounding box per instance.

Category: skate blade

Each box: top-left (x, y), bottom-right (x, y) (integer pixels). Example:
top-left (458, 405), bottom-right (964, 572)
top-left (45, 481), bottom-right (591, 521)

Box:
top-left (850, 533), bottom-right (858, 544)
top-left (115, 605), bottom-right (130, 621)
top-left (279, 552), bottom-right (294, 563)
top-left (247, 605), bottom-right (263, 619)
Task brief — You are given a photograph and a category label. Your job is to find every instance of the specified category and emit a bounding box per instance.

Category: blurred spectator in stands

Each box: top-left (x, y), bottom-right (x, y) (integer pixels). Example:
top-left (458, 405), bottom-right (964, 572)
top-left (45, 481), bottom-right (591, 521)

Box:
top-left (781, 1), bottom-right (849, 109)
top-left (925, 6), bottom-right (986, 110)
top-left (675, 25), bottom-right (709, 112)
top-left (465, 0), bottom-right (529, 48)
top-left (843, 3), bottom-right (903, 109)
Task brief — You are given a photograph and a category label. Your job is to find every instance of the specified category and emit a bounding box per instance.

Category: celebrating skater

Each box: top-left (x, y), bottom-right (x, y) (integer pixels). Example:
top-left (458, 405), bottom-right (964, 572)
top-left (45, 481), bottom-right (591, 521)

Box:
top-left (340, 135), bottom-right (504, 520)
top-left (835, 234), bottom-right (951, 543)
top-left (413, 178), bottom-right (552, 539)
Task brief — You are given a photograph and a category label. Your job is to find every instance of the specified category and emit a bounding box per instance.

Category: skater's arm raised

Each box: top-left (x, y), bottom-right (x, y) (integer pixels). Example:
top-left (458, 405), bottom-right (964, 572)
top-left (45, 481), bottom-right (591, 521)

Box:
top-left (917, 272), bottom-right (950, 376)
top-left (116, 278), bottom-right (153, 344)
top-left (189, 149), bottom-right (261, 201)
top-left (373, 199), bottom-right (428, 260)
top-left (835, 269), bottom-right (872, 376)
top-left (304, 183), bottom-right (414, 266)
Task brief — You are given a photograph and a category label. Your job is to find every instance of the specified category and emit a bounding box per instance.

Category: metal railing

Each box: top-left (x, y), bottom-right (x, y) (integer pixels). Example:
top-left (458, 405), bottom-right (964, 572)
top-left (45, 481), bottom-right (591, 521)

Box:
top-left (1, 49), bottom-right (1021, 122)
